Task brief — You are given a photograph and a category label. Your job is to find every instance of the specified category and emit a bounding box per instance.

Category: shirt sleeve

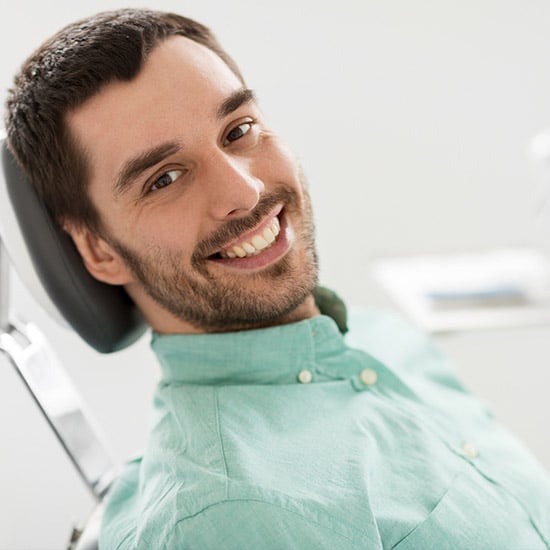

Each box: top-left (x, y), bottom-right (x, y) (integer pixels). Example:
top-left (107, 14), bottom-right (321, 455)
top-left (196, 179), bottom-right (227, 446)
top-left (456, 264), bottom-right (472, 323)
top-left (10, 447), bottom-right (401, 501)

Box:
top-left (164, 499), bottom-right (380, 550)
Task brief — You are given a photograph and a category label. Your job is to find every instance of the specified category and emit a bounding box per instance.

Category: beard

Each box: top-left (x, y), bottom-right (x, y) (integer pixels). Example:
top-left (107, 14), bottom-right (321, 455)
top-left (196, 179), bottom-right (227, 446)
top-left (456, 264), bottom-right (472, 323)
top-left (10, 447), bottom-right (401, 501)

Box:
top-left (106, 183), bottom-right (319, 332)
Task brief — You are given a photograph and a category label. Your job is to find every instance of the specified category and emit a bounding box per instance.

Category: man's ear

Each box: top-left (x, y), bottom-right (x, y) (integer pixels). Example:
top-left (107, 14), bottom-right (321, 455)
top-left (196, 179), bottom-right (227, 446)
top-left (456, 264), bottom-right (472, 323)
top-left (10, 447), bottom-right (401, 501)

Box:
top-left (63, 223), bottom-right (134, 285)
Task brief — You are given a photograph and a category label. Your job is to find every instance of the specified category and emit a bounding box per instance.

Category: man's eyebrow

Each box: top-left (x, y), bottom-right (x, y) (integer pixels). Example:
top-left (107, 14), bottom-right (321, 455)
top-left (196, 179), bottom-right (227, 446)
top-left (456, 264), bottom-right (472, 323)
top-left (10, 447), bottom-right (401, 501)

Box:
top-left (217, 88), bottom-right (256, 119)
top-left (114, 141), bottom-right (182, 197)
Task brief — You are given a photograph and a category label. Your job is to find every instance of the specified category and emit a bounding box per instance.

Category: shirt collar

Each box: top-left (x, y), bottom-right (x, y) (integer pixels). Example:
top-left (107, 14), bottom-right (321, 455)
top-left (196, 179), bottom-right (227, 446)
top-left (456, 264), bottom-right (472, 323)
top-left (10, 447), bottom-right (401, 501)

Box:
top-left (152, 314), bottom-right (352, 386)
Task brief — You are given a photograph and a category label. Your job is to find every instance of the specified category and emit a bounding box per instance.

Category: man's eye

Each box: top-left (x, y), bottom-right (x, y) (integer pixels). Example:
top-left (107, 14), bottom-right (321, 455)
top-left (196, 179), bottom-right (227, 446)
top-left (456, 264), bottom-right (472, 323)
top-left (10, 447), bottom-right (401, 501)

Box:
top-left (223, 121), bottom-right (253, 145)
top-left (149, 169), bottom-right (183, 192)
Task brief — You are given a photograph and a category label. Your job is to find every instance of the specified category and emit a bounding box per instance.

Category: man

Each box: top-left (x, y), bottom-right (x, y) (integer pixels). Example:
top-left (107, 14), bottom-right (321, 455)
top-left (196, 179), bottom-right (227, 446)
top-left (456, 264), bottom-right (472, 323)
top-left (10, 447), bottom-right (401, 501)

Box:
top-left (5, 9), bottom-right (550, 549)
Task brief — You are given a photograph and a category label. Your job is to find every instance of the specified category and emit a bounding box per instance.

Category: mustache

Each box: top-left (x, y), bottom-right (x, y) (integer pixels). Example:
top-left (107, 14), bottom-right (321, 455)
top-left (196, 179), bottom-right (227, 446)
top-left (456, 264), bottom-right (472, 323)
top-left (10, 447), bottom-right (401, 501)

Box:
top-left (192, 186), bottom-right (299, 262)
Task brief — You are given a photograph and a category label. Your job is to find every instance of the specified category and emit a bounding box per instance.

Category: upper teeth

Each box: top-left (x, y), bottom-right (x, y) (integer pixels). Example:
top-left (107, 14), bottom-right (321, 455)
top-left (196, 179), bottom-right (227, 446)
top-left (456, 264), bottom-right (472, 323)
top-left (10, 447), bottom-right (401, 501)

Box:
top-left (220, 217), bottom-right (280, 259)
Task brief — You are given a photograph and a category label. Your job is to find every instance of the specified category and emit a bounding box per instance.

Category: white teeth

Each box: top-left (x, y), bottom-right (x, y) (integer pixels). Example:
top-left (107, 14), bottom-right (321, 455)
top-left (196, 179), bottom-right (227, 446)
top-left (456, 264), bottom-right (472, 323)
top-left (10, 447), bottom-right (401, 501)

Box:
top-left (233, 246), bottom-right (247, 258)
top-left (217, 215), bottom-right (282, 259)
top-left (251, 235), bottom-right (269, 250)
top-left (263, 228), bottom-right (275, 244)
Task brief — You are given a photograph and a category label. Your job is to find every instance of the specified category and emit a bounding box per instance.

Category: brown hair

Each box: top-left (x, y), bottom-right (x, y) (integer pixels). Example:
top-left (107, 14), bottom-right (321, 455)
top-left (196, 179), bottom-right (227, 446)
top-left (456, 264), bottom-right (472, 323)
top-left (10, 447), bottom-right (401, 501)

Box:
top-left (5, 9), bottom-right (244, 233)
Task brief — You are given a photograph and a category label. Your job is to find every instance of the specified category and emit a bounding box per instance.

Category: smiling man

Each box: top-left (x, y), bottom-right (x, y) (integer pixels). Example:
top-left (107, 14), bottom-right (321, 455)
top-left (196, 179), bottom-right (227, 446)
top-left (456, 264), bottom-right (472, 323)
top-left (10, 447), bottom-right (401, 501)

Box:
top-left (65, 34), bottom-right (319, 334)
top-left (5, 9), bottom-right (550, 550)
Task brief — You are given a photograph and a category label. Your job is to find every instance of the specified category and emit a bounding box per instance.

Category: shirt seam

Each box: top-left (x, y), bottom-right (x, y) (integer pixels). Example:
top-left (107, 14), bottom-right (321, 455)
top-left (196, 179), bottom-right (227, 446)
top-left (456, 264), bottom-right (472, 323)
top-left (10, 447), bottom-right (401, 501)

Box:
top-left (170, 497), bottom-right (369, 544)
top-left (213, 387), bottom-right (230, 500)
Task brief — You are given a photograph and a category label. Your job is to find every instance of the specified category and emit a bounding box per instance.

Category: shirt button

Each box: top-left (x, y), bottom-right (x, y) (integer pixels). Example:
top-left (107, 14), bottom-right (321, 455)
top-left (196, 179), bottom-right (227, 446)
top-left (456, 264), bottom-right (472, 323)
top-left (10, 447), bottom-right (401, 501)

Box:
top-left (298, 369), bottom-right (313, 384)
top-left (359, 368), bottom-right (378, 386)
top-left (462, 442), bottom-right (479, 459)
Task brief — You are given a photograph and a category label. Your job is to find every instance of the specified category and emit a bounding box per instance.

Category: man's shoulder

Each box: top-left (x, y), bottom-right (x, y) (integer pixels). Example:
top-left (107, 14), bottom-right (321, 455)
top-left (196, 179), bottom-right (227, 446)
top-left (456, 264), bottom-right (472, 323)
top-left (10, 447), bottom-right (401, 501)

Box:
top-left (100, 458), bottom-right (381, 550)
top-left (164, 498), bottom-right (381, 549)
top-left (99, 458), bottom-right (142, 549)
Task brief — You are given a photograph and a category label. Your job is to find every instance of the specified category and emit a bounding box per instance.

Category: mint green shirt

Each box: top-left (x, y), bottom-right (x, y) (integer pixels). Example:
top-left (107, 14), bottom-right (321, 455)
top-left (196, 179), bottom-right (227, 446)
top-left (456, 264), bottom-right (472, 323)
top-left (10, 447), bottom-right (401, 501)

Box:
top-left (100, 307), bottom-right (550, 549)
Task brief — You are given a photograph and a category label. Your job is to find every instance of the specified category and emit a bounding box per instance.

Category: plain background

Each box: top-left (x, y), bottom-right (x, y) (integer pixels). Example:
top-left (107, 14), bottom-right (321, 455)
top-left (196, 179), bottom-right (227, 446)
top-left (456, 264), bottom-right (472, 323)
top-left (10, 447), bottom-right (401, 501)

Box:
top-left (1, 1), bottom-right (550, 548)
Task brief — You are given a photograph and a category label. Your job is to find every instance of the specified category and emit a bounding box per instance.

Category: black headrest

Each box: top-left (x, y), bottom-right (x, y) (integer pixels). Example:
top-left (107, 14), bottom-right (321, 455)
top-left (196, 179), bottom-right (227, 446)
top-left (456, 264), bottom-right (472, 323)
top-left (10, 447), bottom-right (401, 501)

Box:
top-left (0, 139), bottom-right (147, 353)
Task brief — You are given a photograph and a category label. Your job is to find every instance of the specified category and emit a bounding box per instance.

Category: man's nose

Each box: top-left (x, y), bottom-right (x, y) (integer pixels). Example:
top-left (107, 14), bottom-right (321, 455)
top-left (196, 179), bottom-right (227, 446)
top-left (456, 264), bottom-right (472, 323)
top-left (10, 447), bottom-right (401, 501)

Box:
top-left (204, 152), bottom-right (265, 220)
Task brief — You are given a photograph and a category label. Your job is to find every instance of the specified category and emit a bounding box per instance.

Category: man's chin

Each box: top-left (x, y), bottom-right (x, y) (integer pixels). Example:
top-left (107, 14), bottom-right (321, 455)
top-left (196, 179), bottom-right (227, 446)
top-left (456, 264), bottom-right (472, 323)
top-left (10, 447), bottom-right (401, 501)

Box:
top-left (184, 284), bottom-right (318, 333)
top-left (171, 253), bottom-right (318, 332)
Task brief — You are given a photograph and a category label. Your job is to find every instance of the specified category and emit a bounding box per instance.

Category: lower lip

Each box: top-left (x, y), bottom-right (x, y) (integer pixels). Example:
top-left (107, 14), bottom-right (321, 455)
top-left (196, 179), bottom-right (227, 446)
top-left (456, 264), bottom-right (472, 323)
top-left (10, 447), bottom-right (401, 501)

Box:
top-left (208, 213), bottom-right (294, 272)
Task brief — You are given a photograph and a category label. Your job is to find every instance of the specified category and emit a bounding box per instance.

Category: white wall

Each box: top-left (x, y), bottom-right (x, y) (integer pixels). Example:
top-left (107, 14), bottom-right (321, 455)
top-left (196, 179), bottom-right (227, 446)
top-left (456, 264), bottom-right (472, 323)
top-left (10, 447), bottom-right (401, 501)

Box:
top-left (1, 1), bottom-right (550, 548)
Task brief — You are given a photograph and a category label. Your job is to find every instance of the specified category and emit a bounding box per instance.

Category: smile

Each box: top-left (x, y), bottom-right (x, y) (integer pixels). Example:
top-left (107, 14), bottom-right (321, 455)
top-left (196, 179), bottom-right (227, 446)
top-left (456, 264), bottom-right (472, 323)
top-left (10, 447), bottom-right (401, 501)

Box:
top-left (209, 206), bottom-right (293, 270)
top-left (218, 216), bottom-right (280, 258)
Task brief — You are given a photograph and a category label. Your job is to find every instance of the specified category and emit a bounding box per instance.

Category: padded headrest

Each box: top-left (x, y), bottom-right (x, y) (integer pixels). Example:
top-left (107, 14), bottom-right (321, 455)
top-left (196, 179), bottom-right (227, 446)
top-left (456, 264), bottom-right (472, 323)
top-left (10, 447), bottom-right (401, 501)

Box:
top-left (0, 138), bottom-right (147, 353)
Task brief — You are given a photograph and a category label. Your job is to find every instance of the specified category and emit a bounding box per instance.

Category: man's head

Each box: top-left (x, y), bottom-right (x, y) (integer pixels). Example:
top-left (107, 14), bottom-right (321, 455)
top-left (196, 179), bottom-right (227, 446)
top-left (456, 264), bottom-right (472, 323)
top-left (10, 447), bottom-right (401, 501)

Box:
top-left (5, 9), bottom-right (319, 333)
top-left (6, 9), bottom-right (244, 235)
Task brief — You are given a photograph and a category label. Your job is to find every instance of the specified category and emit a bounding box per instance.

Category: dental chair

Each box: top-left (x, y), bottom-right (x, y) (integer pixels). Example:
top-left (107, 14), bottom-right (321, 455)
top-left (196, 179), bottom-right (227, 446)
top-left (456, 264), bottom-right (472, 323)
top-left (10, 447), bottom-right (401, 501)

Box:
top-left (0, 136), bottom-right (148, 549)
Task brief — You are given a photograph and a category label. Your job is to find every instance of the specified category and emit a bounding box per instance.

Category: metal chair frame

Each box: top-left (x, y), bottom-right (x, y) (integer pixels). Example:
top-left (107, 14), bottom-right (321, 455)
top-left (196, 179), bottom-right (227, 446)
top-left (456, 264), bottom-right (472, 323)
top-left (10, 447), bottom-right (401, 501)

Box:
top-left (0, 135), bottom-right (139, 549)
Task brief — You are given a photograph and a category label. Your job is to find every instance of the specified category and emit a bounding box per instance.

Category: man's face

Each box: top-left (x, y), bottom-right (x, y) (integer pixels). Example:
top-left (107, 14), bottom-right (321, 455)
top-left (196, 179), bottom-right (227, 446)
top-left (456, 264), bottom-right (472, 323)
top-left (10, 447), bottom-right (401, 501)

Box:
top-left (67, 36), bottom-right (318, 332)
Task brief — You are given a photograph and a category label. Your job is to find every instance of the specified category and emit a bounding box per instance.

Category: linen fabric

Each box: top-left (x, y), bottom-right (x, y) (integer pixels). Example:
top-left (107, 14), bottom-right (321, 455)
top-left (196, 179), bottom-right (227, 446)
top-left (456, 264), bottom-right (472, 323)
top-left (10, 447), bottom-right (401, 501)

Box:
top-left (100, 304), bottom-right (550, 549)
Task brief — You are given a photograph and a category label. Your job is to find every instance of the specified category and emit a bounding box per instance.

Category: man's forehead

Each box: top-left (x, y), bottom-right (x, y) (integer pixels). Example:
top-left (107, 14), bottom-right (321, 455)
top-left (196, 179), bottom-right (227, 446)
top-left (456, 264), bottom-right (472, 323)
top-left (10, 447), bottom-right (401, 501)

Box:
top-left (66, 35), bottom-right (245, 180)
top-left (141, 35), bottom-right (241, 86)
top-left (69, 35), bottom-right (242, 123)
